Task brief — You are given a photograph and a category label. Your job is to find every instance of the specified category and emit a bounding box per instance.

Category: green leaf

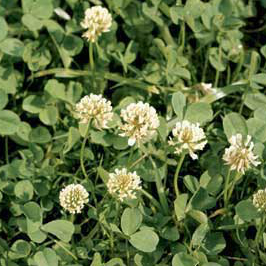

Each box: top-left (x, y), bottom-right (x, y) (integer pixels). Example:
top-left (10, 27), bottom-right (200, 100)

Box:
top-left (23, 95), bottom-right (45, 114)
top-left (22, 202), bottom-right (42, 222)
top-left (121, 208), bottom-right (143, 236)
top-left (42, 220), bottom-right (75, 242)
top-left (63, 127), bottom-right (80, 154)
top-left (129, 229), bottom-right (159, 253)
top-left (29, 126), bottom-right (51, 143)
top-left (189, 187), bottom-right (216, 211)
top-left (184, 175), bottom-right (199, 193)
top-left (174, 194), bottom-right (188, 221)
top-left (0, 17), bottom-right (8, 42)
top-left (62, 34), bottom-right (83, 57)
top-left (172, 92), bottom-right (186, 121)
top-left (235, 199), bottom-right (260, 222)
top-left (161, 226), bottom-right (180, 241)
top-left (184, 102), bottom-right (213, 124)
top-left (247, 118), bottom-right (266, 143)
top-left (0, 66), bottom-right (18, 94)
top-left (97, 167), bottom-right (110, 184)
top-left (251, 73), bottom-right (266, 86)
top-left (202, 263), bottom-right (222, 266)
top-left (22, 202), bottom-right (46, 243)
top-left (91, 252), bottom-right (102, 266)
top-left (172, 252), bottom-right (198, 266)
top-left (0, 38), bottom-right (24, 57)
top-left (105, 258), bottom-right (126, 266)
top-left (0, 110), bottom-right (20, 136)
top-left (191, 223), bottom-right (209, 247)
top-left (22, 14), bottom-right (43, 31)
top-left (14, 180), bottom-right (34, 201)
top-left (0, 89), bottom-right (8, 110)
top-left (9, 240), bottom-right (31, 259)
top-left (209, 48), bottom-right (226, 71)
top-left (34, 248), bottom-right (58, 266)
top-left (30, 0), bottom-right (54, 19)
top-left (244, 93), bottom-right (266, 110)
top-left (44, 79), bottom-right (66, 101)
top-left (39, 106), bottom-right (58, 125)
top-left (223, 112), bottom-right (248, 139)
top-left (202, 232), bottom-right (226, 255)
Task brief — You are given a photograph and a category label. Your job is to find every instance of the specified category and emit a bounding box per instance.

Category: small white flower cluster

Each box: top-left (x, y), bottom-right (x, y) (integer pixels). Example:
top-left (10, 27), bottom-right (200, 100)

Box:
top-left (75, 94), bottom-right (113, 130)
top-left (168, 120), bottom-right (207, 160)
top-left (81, 6), bottom-right (112, 42)
top-left (223, 134), bottom-right (260, 174)
top-left (253, 189), bottom-right (266, 212)
top-left (107, 168), bottom-right (142, 201)
top-left (119, 102), bottom-right (160, 146)
top-left (59, 184), bottom-right (89, 214)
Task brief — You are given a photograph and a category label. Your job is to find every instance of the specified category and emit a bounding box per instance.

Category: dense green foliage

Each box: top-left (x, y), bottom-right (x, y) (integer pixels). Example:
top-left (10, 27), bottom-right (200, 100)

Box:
top-left (1, 0), bottom-right (266, 265)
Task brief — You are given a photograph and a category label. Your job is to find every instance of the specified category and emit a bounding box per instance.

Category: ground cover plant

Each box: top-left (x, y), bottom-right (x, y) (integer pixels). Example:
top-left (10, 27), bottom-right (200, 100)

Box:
top-left (2, 0), bottom-right (266, 265)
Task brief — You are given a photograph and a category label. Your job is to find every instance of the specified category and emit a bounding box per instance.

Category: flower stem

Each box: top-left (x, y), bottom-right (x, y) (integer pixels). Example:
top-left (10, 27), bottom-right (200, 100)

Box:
top-left (227, 172), bottom-right (242, 203)
top-left (80, 124), bottom-right (90, 179)
top-left (223, 168), bottom-right (231, 209)
top-left (174, 153), bottom-right (186, 198)
top-left (149, 156), bottom-right (169, 215)
top-left (89, 42), bottom-right (94, 71)
top-left (127, 147), bottom-right (134, 168)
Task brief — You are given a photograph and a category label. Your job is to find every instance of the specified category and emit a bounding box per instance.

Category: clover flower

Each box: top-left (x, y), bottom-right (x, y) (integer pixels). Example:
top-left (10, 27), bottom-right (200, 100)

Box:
top-left (107, 168), bottom-right (142, 201)
top-left (168, 120), bottom-right (207, 160)
top-left (119, 102), bottom-right (160, 146)
top-left (75, 94), bottom-right (113, 129)
top-left (223, 134), bottom-right (260, 174)
top-left (81, 6), bottom-right (112, 42)
top-left (59, 184), bottom-right (89, 214)
top-left (253, 189), bottom-right (266, 212)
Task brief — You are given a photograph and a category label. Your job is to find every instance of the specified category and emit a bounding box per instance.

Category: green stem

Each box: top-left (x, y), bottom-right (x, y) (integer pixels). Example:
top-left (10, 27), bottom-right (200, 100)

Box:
top-left (239, 91), bottom-right (247, 115)
top-left (180, 21), bottom-right (185, 53)
top-left (47, 235), bottom-right (78, 261)
top-left (214, 46), bottom-right (222, 87)
top-left (80, 124), bottom-right (90, 179)
top-left (141, 189), bottom-right (162, 211)
top-left (223, 168), bottom-right (231, 209)
top-left (126, 240), bottom-right (130, 265)
top-left (174, 154), bottom-right (186, 198)
top-left (232, 50), bottom-right (244, 82)
top-left (89, 42), bottom-right (94, 71)
top-left (127, 147), bottom-right (134, 168)
top-left (5, 136), bottom-right (9, 164)
top-left (255, 215), bottom-right (265, 251)
top-left (149, 156), bottom-right (169, 214)
top-left (227, 172), bottom-right (242, 203)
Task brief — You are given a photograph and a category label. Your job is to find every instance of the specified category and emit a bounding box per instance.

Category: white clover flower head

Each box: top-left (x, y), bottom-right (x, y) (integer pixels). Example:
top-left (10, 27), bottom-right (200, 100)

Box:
top-left (253, 189), bottom-right (266, 212)
top-left (119, 101), bottom-right (160, 146)
top-left (75, 94), bottom-right (113, 129)
top-left (168, 120), bottom-right (207, 160)
top-left (107, 168), bottom-right (142, 201)
top-left (81, 6), bottom-right (112, 42)
top-left (59, 184), bottom-right (89, 214)
top-left (223, 134), bottom-right (260, 174)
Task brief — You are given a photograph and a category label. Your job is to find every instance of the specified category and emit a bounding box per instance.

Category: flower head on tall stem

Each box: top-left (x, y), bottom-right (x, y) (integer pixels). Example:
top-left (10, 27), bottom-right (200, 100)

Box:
top-left (119, 102), bottom-right (160, 146)
top-left (81, 6), bottom-right (112, 43)
top-left (59, 184), bottom-right (89, 214)
top-left (223, 134), bottom-right (260, 174)
top-left (75, 94), bottom-right (113, 130)
top-left (107, 168), bottom-right (142, 201)
top-left (168, 120), bottom-right (207, 160)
